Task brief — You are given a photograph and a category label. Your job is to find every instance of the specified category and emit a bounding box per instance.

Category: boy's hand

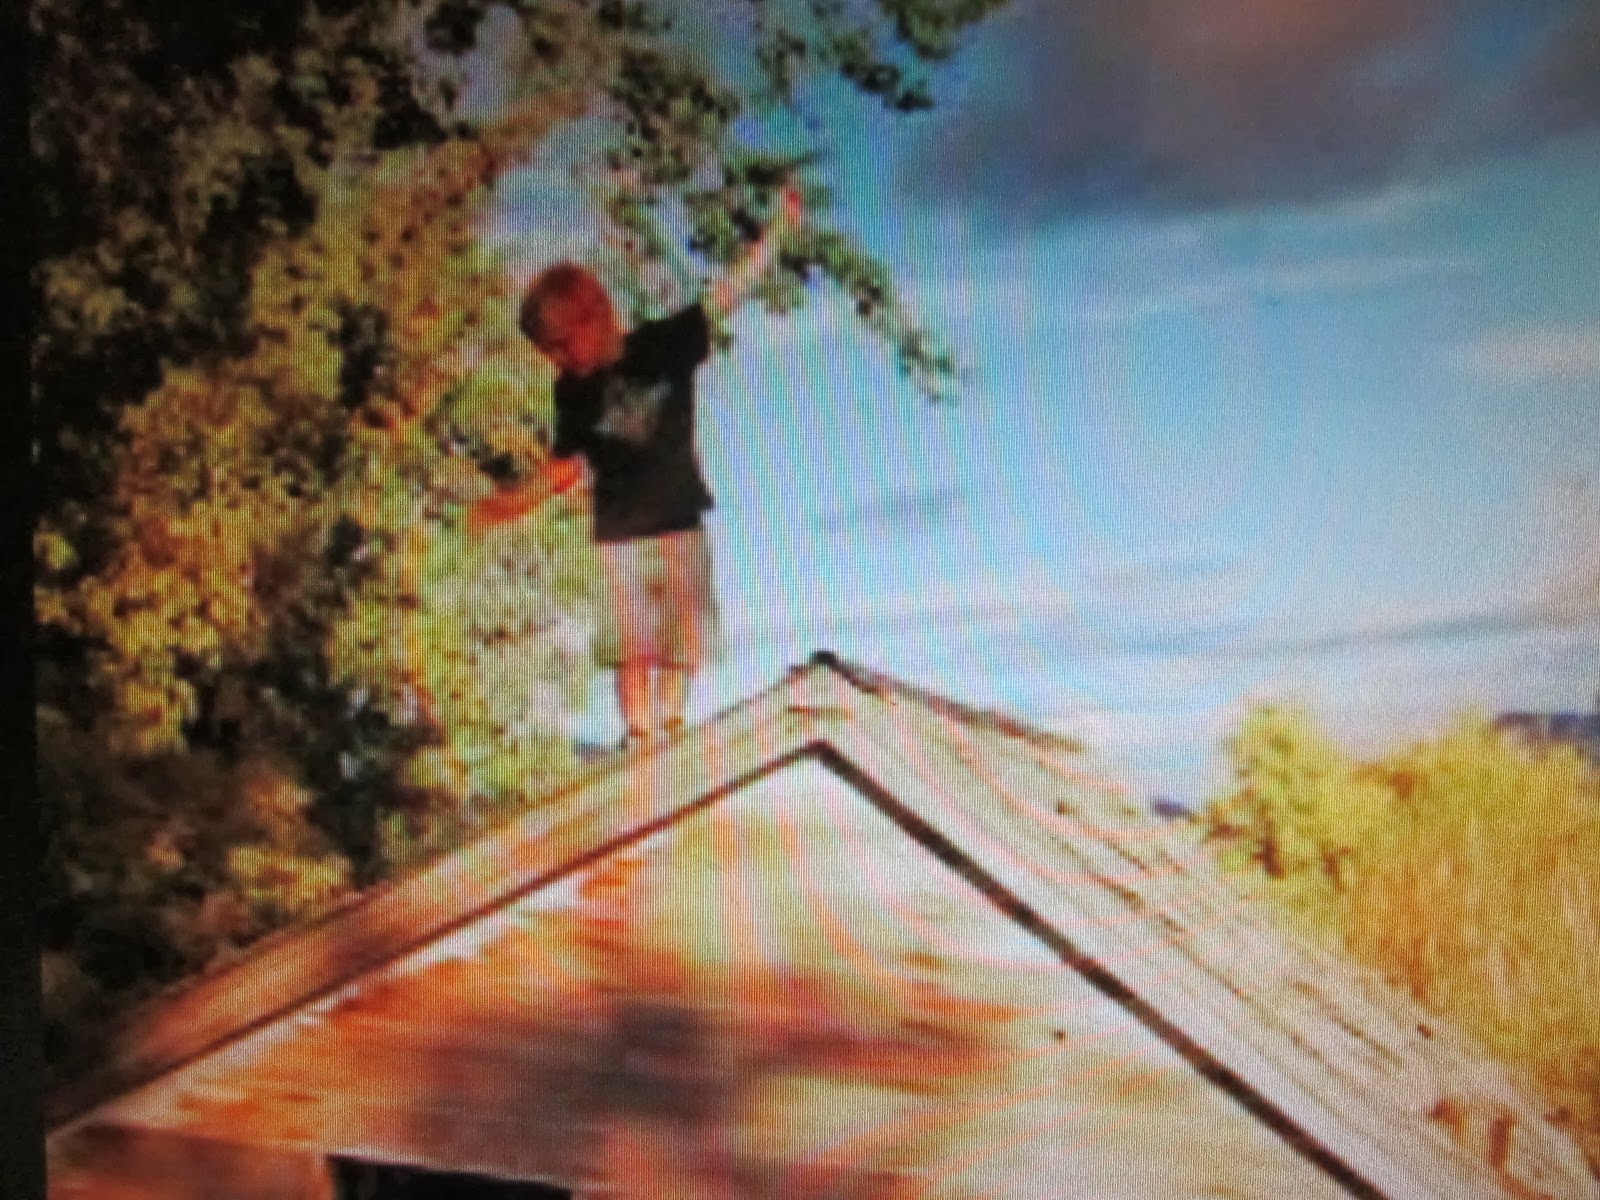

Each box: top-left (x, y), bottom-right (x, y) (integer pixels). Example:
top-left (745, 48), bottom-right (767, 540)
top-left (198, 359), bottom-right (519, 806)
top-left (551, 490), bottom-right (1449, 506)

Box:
top-left (545, 457), bottom-right (585, 495)
top-left (706, 179), bottom-right (806, 320)
top-left (467, 482), bottom-right (543, 536)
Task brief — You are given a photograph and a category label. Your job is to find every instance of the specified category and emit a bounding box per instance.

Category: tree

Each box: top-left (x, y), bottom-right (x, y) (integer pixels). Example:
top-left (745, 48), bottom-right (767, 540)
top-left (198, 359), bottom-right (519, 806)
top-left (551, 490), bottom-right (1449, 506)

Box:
top-left (1204, 707), bottom-right (1600, 1173)
top-left (34, 0), bottom-right (1012, 1069)
top-left (1203, 705), bottom-right (1391, 900)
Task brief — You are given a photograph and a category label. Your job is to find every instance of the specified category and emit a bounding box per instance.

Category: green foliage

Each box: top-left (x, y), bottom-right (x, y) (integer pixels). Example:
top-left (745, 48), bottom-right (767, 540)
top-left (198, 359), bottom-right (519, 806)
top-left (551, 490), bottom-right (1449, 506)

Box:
top-left (492, 0), bottom-right (988, 396)
top-left (39, 706), bottom-right (351, 1083)
top-left (31, 0), bottom-right (445, 511)
top-left (1205, 706), bottom-right (1391, 908)
top-left (1205, 709), bottom-right (1600, 1172)
top-left (36, 110), bottom-right (600, 1067)
top-left (747, 0), bottom-right (1008, 107)
top-left (35, 0), bottom-right (1011, 1071)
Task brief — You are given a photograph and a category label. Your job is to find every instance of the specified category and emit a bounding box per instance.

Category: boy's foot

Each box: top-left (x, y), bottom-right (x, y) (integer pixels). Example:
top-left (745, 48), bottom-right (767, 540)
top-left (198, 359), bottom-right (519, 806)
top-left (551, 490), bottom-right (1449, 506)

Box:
top-left (660, 718), bottom-right (686, 741)
top-left (621, 728), bottom-right (653, 754)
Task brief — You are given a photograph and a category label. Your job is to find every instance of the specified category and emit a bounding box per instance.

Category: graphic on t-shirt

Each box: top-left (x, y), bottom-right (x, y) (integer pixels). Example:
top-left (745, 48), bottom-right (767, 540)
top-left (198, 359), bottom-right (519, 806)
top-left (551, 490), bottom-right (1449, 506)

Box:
top-left (595, 375), bottom-right (671, 445)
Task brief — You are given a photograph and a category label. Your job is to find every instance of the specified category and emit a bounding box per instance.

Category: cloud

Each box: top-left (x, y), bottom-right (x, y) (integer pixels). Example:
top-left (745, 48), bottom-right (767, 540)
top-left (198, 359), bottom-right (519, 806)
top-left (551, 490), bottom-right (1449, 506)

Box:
top-left (811, 484), bottom-right (964, 534)
top-left (909, 0), bottom-right (1597, 215)
top-left (1084, 549), bottom-right (1241, 596)
top-left (1083, 253), bottom-right (1478, 324)
top-left (1456, 324), bottom-right (1600, 384)
top-left (1217, 600), bottom-right (1596, 662)
top-left (726, 502), bottom-right (1598, 685)
top-left (924, 249), bottom-right (1478, 330)
top-left (1522, 469), bottom-right (1600, 620)
top-left (1516, 3), bottom-right (1600, 136)
top-left (1177, 472), bottom-right (1600, 666)
top-left (1244, 181), bottom-right (1453, 231)
top-left (720, 559), bottom-right (1100, 659)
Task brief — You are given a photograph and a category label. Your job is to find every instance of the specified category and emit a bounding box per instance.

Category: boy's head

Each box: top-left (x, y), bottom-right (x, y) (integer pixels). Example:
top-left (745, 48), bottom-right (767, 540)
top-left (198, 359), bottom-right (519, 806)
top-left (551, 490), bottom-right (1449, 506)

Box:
top-left (521, 263), bottom-right (624, 377)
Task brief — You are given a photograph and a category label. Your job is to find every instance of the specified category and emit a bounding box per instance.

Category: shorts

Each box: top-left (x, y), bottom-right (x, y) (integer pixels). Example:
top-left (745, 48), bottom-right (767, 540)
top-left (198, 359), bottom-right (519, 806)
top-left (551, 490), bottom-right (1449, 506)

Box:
top-left (594, 528), bottom-right (723, 671)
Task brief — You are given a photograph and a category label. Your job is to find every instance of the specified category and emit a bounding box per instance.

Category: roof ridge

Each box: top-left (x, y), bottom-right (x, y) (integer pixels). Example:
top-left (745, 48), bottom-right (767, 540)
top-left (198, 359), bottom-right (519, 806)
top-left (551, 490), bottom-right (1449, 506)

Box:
top-left (50, 655), bottom-right (1082, 1119)
top-left (804, 650), bottom-right (1085, 754)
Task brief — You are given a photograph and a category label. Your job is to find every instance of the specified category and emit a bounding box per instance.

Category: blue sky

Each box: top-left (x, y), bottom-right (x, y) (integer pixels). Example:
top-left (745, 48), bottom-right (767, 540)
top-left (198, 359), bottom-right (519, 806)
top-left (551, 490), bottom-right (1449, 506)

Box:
top-left (488, 2), bottom-right (1600, 800)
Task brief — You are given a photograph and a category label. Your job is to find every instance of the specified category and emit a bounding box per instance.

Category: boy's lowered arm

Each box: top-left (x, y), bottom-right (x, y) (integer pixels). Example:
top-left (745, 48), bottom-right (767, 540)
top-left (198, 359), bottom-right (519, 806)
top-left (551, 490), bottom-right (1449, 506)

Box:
top-left (467, 456), bottom-right (586, 536)
top-left (704, 183), bottom-right (804, 321)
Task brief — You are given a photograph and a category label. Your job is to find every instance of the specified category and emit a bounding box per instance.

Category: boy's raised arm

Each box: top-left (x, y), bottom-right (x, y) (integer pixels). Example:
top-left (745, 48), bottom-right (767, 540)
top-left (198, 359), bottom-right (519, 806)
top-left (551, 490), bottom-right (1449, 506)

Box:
top-left (704, 182), bottom-right (804, 321)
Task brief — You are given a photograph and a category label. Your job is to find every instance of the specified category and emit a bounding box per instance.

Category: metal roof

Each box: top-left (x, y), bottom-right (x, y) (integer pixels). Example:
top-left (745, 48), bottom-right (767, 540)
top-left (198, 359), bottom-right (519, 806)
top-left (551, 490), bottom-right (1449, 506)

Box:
top-left (47, 654), bottom-right (1598, 1199)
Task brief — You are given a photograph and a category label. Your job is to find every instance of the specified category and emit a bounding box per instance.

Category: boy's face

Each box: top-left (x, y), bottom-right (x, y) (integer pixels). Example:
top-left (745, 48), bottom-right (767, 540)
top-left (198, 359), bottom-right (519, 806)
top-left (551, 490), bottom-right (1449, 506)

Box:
top-left (540, 303), bottom-right (623, 377)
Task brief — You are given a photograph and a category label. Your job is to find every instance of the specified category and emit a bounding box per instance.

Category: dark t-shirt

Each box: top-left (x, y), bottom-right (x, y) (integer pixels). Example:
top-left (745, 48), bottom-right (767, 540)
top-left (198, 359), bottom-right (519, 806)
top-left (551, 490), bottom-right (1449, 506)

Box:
top-left (552, 304), bottom-right (714, 544)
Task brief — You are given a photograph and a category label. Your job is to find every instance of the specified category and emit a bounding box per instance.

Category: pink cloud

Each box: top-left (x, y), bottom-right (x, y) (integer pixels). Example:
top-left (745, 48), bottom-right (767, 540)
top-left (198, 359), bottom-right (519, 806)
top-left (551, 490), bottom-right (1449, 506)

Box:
top-left (1459, 325), bottom-right (1600, 384)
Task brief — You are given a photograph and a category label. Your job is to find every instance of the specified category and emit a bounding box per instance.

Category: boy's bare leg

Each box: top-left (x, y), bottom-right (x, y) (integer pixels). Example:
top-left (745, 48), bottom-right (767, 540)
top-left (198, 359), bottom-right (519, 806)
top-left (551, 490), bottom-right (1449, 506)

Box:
top-left (616, 662), bottom-right (655, 744)
top-left (616, 662), bottom-right (657, 820)
top-left (655, 531), bottom-right (705, 739)
top-left (656, 666), bottom-right (690, 735)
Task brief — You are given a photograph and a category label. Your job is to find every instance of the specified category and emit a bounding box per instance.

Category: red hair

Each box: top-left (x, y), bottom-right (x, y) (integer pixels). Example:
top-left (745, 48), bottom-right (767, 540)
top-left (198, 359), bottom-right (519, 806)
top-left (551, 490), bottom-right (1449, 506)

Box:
top-left (519, 263), bottom-right (616, 347)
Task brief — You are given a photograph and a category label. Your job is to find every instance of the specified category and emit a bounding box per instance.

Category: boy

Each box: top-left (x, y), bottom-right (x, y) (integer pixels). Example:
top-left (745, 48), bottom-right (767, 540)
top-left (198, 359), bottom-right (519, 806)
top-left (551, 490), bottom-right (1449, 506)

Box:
top-left (472, 185), bottom-right (803, 751)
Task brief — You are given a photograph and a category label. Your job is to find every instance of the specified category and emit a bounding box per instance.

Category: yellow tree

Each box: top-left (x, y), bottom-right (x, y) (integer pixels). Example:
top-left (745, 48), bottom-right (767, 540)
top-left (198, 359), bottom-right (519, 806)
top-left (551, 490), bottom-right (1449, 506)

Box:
top-left (1205, 709), bottom-right (1600, 1171)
